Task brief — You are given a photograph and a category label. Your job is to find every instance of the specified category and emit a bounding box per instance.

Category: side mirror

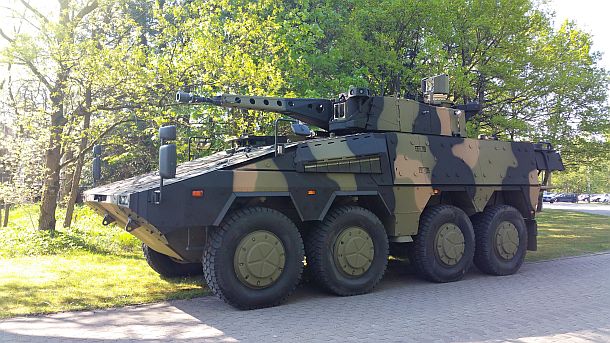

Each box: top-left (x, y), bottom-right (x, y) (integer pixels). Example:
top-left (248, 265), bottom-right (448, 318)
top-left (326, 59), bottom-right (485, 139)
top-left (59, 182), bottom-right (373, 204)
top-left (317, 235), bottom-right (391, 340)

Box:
top-left (159, 144), bottom-right (177, 179)
top-left (291, 122), bottom-right (312, 137)
top-left (92, 156), bottom-right (102, 182)
top-left (159, 125), bottom-right (177, 142)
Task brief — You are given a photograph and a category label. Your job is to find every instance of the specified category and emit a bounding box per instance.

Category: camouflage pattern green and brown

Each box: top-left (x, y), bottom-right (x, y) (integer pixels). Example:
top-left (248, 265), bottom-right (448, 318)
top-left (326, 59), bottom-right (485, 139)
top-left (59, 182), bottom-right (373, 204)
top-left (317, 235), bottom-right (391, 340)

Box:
top-left (85, 74), bottom-right (564, 310)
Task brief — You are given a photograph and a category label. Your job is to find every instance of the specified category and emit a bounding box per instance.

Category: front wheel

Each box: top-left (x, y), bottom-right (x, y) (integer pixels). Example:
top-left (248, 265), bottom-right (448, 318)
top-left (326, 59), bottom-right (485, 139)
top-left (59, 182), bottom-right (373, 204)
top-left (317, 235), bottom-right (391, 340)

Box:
top-left (411, 205), bottom-right (475, 283)
top-left (202, 207), bottom-right (304, 310)
top-left (142, 244), bottom-right (203, 278)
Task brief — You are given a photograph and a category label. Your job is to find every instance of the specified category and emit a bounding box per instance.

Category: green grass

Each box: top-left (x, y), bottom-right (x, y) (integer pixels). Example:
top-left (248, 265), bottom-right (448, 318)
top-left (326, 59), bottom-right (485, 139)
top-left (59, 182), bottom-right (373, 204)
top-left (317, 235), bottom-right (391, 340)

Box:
top-left (0, 205), bottom-right (608, 318)
top-left (0, 205), bottom-right (207, 319)
top-left (527, 209), bottom-right (610, 261)
top-left (0, 253), bottom-right (207, 319)
top-left (0, 205), bottom-right (142, 258)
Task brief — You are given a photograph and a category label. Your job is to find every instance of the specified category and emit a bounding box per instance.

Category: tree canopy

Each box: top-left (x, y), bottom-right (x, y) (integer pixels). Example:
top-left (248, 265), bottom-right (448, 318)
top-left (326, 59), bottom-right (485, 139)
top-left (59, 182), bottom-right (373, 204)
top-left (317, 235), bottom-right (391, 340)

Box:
top-left (0, 0), bottom-right (608, 230)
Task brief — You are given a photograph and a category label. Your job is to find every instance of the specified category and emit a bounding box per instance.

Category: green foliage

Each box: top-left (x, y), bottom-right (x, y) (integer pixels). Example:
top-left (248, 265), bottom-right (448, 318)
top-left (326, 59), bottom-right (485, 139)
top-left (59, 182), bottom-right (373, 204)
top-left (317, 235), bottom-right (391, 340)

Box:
top-left (0, 205), bottom-right (205, 319)
top-left (0, 205), bottom-right (140, 258)
top-left (1, 0), bottom-right (609, 210)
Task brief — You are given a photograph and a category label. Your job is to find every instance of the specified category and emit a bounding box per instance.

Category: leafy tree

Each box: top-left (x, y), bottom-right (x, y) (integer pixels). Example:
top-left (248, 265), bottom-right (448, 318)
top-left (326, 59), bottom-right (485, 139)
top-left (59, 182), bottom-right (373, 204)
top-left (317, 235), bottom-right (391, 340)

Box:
top-left (0, 0), bottom-right (182, 230)
top-left (1, 0), bottom-right (609, 232)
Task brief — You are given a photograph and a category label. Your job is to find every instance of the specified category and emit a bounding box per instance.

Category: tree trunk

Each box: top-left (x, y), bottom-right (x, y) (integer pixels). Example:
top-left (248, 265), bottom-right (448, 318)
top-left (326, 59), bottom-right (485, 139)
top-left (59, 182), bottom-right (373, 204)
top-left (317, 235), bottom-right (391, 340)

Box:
top-left (3, 203), bottom-right (9, 227)
top-left (64, 89), bottom-right (91, 228)
top-left (60, 149), bottom-right (74, 204)
top-left (38, 95), bottom-right (66, 232)
top-left (38, 139), bottom-right (62, 231)
top-left (63, 155), bottom-right (85, 228)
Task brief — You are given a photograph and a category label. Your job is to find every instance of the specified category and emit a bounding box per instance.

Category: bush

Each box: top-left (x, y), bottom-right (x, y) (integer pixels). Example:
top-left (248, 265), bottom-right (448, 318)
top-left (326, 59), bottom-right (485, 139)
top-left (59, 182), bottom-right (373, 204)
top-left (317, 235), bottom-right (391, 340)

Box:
top-left (0, 205), bottom-right (141, 258)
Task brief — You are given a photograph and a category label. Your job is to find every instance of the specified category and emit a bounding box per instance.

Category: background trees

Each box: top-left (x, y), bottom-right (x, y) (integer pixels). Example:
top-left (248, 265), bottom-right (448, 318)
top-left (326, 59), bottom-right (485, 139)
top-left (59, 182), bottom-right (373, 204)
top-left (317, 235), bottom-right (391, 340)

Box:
top-left (0, 0), bottom-right (608, 230)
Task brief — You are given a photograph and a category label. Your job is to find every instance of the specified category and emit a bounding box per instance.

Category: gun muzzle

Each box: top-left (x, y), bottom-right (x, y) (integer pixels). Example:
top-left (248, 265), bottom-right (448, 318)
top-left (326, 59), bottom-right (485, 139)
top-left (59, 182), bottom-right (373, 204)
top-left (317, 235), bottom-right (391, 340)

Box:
top-left (176, 91), bottom-right (194, 103)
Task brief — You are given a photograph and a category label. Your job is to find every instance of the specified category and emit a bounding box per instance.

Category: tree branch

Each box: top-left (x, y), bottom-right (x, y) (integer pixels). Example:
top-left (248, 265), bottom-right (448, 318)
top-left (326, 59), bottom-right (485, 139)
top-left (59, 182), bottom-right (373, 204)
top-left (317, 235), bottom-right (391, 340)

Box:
top-left (73, 1), bottom-right (98, 25)
top-left (19, 0), bottom-right (49, 24)
top-left (59, 118), bottom-right (135, 169)
top-left (0, 28), bottom-right (14, 43)
top-left (0, 28), bottom-right (53, 91)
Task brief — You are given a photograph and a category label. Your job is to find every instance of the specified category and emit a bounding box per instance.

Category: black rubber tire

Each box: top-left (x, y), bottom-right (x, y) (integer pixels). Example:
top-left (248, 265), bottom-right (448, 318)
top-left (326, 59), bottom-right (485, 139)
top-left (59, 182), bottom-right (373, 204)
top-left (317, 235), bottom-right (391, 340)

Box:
top-left (202, 207), bottom-right (304, 310)
top-left (305, 205), bottom-right (389, 296)
top-left (472, 205), bottom-right (528, 276)
top-left (142, 244), bottom-right (203, 278)
top-left (411, 205), bottom-right (475, 283)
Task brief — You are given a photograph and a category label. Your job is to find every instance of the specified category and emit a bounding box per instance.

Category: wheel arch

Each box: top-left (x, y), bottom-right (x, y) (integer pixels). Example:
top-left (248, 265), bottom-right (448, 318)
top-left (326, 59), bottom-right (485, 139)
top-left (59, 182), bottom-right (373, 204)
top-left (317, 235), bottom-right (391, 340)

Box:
top-left (212, 191), bottom-right (392, 230)
top-left (424, 188), bottom-right (533, 220)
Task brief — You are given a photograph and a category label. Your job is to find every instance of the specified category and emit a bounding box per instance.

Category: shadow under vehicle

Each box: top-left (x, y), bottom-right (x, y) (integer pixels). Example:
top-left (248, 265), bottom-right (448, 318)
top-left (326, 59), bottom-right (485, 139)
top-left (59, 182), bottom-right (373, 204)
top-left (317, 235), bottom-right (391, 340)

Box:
top-left (85, 75), bottom-right (564, 309)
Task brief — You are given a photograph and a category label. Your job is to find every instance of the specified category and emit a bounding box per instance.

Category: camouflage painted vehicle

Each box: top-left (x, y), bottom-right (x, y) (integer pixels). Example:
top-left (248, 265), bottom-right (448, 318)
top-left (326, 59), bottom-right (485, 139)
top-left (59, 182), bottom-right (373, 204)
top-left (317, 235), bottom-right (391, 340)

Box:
top-left (84, 75), bottom-right (564, 309)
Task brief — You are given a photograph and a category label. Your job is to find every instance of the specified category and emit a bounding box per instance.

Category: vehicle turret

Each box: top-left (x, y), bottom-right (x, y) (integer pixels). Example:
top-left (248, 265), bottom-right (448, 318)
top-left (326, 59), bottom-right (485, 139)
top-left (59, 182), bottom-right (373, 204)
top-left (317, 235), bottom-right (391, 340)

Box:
top-left (176, 74), bottom-right (480, 137)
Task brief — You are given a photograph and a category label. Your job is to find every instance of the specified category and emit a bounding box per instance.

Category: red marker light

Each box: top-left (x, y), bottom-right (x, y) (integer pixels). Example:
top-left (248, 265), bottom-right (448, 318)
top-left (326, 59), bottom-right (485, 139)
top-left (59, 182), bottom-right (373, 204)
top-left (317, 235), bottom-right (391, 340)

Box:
top-left (192, 190), bottom-right (204, 198)
top-left (307, 189), bottom-right (317, 195)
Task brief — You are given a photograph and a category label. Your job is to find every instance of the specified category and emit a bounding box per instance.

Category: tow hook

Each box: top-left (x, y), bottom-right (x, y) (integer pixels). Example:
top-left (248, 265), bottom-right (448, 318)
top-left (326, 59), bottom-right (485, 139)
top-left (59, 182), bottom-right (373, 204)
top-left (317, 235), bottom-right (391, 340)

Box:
top-left (102, 214), bottom-right (115, 226)
top-left (125, 217), bottom-right (139, 233)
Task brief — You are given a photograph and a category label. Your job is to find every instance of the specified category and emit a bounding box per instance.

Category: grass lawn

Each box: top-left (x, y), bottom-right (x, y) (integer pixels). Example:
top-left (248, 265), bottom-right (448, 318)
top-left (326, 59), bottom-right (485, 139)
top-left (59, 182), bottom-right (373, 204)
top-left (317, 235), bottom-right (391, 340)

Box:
top-left (527, 208), bottom-right (610, 261)
top-left (0, 253), bottom-right (207, 319)
top-left (0, 206), bottom-right (608, 318)
top-left (0, 205), bottom-right (207, 319)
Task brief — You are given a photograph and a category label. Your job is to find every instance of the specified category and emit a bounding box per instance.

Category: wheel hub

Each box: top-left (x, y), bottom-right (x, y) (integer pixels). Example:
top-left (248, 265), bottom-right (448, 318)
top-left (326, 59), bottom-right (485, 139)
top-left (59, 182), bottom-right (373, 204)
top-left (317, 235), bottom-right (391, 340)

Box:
top-left (334, 226), bottom-right (374, 277)
top-left (234, 230), bottom-right (286, 288)
top-left (495, 221), bottom-right (519, 260)
top-left (434, 223), bottom-right (465, 266)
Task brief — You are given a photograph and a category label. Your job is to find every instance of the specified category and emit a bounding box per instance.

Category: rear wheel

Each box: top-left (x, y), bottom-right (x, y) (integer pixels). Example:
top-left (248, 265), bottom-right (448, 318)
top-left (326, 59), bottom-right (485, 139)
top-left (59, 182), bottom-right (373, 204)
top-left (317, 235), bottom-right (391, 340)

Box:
top-left (411, 205), bottom-right (475, 283)
top-left (202, 207), bottom-right (304, 310)
top-left (472, 205), bottom-right (527, 276)
top-left (305, 205), bottom-right (389, 296)
top-left (142, 244), bottom-right (202, 278)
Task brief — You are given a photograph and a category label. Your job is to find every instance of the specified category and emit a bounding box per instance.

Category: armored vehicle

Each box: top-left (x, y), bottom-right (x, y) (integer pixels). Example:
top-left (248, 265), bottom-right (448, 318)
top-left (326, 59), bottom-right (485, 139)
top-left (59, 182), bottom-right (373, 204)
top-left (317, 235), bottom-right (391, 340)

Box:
top-left (85, 75), bottom-right (564, 309)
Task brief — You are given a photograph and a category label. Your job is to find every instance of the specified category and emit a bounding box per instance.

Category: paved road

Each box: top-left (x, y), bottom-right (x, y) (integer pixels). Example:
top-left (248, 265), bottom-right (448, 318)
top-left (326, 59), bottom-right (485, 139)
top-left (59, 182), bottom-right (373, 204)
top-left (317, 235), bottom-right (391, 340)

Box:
top-left (2, 253), bottom-right (610, 343)
top-left (543, 202), bottom-right (610, 216)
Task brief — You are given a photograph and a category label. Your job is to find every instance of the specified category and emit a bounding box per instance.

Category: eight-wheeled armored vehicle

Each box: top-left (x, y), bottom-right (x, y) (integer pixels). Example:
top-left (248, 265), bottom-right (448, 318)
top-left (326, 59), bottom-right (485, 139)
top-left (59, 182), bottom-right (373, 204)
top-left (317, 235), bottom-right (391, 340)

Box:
top-left (85, 75), bottom-right (564, 309)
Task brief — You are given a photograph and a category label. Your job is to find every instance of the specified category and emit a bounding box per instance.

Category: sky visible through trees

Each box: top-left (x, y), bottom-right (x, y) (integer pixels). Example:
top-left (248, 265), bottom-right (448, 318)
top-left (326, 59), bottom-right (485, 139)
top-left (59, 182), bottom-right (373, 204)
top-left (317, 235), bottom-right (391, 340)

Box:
top-left (0, 0), bottom-right (608, 231)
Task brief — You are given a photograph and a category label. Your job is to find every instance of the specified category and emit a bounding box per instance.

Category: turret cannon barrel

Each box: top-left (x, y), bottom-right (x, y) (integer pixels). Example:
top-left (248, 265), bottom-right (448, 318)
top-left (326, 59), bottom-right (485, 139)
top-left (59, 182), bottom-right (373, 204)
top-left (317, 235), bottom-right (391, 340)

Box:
top-left (176, 91), bottom-right (333, 130)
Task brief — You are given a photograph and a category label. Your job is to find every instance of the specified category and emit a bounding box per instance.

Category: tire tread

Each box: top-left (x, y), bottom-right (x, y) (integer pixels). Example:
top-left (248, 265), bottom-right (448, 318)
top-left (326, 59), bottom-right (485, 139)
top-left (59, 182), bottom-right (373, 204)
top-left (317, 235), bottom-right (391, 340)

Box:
top-left (412, 205), bottom-right (474, 283)
top-left (305, 205), bottom-right (388, 296)
top-left (472, 205), bottom-right (526, 276)
top-left (203, 207), bottom-right (304, 310)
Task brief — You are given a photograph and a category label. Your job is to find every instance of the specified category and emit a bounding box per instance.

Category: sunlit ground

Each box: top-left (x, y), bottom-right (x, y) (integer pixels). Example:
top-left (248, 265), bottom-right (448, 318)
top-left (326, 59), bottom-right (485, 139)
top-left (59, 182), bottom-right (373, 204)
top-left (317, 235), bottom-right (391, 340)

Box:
top-left (0, 209), bottom-right (608, 318)
top-left (527, 209), bottom-right (610, 261)
top-left (0, 253), bottom-right (207, 319)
